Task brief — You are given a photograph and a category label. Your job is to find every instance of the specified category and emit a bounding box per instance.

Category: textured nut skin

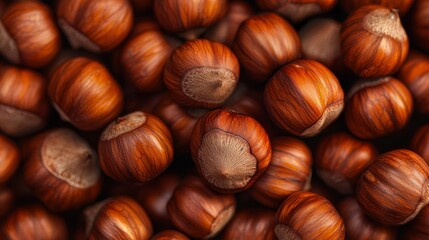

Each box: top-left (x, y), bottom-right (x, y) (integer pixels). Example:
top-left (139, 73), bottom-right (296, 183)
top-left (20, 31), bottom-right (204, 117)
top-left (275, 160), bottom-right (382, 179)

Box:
top-left (154, 0), bottom-right (227, 39)
top-left (345, 77), bottom-right (413, 139)
top-left (405, 205), bottom-right (429, 240)
top-left (337, 198), bottom-right (397, 240)
top-left (85, 196), bottom-right (153, 240)
top-left (256, 0), bottom-right (336, 23)
top-left (341, 0), bottom-right (414, 15)
top-left (251, 137), bottom-right (312, 208)
top-left (341, 5), bottom-right (409, 78)
top-left (398, 51), bottom-right (429, 114)
top-left (315, 133), bottom-right (376, 195)
top-left (233, 13), bottom-right (300, 82)
top-left (264, 59), bottom-right (344, 137)
top-left (98, 111), bottom-right (174, 183)
top-left (167, 175), bottom-right (236, 239)
top-left (48, 57), bottom-right (124, 131)
top-left (2, 205), bottom-right (68, 240)
top-left (275, 191), bottom-right (345, 240)
top-left (0, 134), bottom-right (19, 184)
top-left (0, 1), bottom-right (61, 68)
top-left (151, 230), bottom-right (189, 240)
top-left (222, 209), bottom-right (276, 240)
top-left (56, 0), bottom-right (133, 52)
top-left (410, 124), bottom-right (429, 165)
top-left (411, 0), bottom-right (429, 52)
top-left (356, 149), bottom-right (429, 225)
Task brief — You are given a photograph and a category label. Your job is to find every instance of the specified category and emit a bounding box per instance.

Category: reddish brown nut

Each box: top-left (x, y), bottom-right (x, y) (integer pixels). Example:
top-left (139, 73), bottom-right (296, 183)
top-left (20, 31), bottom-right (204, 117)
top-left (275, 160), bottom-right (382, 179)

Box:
top-left (345, 77), bottom-right (413, 139)
top-left (56, 0), bottom-right (133, 52)
top-left (233, 13), bottom-right (301, 82)
top-left (275, 191), bottom-right (345, 240)
top-left (151, 230), bottom-right (189, 240)
top-left (191, 109), bottom-right (272, 193)
top-left (411, 0), bottom-right (429, 52)
top-left (341, 0), bottom-right (414, 15)
top-left (341, 5), bottom-right (409, 78)
top-left (315, 133), bottom-right (377, 195)
top-left (222, 209), bottom-right (276, 240)
top-left (0, 134), bottom-right (19, 185)
top-left (98, 111), bottom-right (174, 183)
top-left (251, 137), bottom-right (312, 208)
top-left (397, 51), bottom-right (429, 114)
top-left (84, 196), bottom-right (153, 240)
top-left (264, 59), bottom-right (344, 137)
top-left (130, 0), bottom-right (154, 13)
top-left (256, 0), bottom-right (337, 23)
top-left (2, 205), bottom-right (68, 240)
top-left (204, 0), bottom-right (255, 47)
top-left (404, 205), bottom-right (429, 240)
top-left (0, 64), bottom-right (50, 136)
top-left (337, 197), bottom-right (397, 240)
top-left (410, 124), bottom-right (429, 165)
top-left (120, 30), bottom-right (172, 92)
top-left (0, 1), bottom-right (61, 68)
top-left (167, 175), bottom-right (236, 239)
top-left (23, 128), bottom-right (102, 212)
top-left (49, 57), bottom-right (124, 131)
top-left (356, 149), bottom-right (429, 225)
top-left (163, 39), bottom-right (239, 108)
top-left (154, 0), bottom-right (227, 40)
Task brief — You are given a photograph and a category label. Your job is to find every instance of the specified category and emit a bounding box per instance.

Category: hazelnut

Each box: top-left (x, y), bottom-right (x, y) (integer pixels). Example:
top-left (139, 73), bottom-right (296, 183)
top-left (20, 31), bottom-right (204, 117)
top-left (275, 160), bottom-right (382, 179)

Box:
top-left (337, 197), bottom-right (397, 240)
top-left (251, 137), bottom-right (312, 208)
top-left (264, 59), bottom-right (344, 137)
top-left (315, 133), bottom-right (377, 195)
top-left (345, 77), bottom-right (413, 139)
top-left (2, 205), bottom-right (68, 239)
top-left (341, 0), bottom-right (414, 15)
top-left (120, 30), bottom-right (172, 92)
top-left (0, 1), bottom-right (61, 68)
top-left (56, 0), bottom-right (133, 52)
top-left (222, 209), bottom-right (276, 240)
top-left (410, 124), bottom-right (429, 164)
top-left (164, 39), bottom-right (239, 108)
top-left (0, 134), bottom-right (19, 185)
top-left (190, 109), bottom-right (272, 192)
top-left (167, 175), bottom-right (236, 239)
top-left (0, 64), bottom-right (50, 136)
top-left (204, 0), bottom-right (255, 47)
top-left (341, 5), bottom-right (409, 78)
top-left (98, 111), bottom-right (174, 183)
top-left (233, 13), bottom-right (301, 82)
top-left (48, 57), bottom-right (124, 131)
top-left (404, 205), bottom-right (429, 240)
top-left (411, 0), bottom-right (429, 52)
top-left (397, 51), bottom-right (429, 114)
top-left (154, 0), bottom-right (227, 40)
top-left (84, 196), bottom-right (153, 240)
top-left (275, 191), bottom-right (345, 240)
top-left (256, 0), bottom-right (337, 23)
top-left (151, 230), bottom-right (189, 240)
top-left (23, 128), bottom-right (102, 212)
top-left (356, 149), bottom-right (429, 225)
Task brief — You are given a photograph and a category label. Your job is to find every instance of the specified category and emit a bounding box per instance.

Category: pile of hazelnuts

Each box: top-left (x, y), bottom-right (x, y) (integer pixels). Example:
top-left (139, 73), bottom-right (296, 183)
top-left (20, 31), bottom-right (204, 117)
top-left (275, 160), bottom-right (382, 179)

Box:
top-left (0, 0), bottom-right (428, 239)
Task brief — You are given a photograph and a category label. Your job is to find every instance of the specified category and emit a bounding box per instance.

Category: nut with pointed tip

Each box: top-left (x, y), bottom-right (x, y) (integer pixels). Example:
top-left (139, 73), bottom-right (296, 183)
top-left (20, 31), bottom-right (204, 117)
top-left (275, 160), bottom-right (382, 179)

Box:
top-left (154, 0), bottom-right (227, 40)
top-left (23, 128), bottom-right (102, 212)
top-left (190, 109), bottom-right (272, 193)
top-left (98, 111), bottom-right (174, 183)
top-left (315, 133), bottom-right (377, 195)
top-left (151, 230), bottom-right (189, 240)
top-left (0, 134), bottom-right (19, 185)
top-left (251, 137), bottom-right (312, 208)
top-left (275, 191), bottom-right (345, 240)
top-left (48, 57), bottom-right (124, 131)
top-left (233, 13), bottom-right (301, 82)
top-left (264, 59), bottom-right (344, 137)
top-left (256, 0), bottom-right (337, 23)
top-left (163, 39), bottom-right (239, 108)
top-left (167, 175), bottom-right (236, 239)
top-left (0, 64), bottom-right (50, 136)
top-left (410, 124), bottom-right (429, 164)
top-left (345, 77), bottom-right (413, 139)
top-left (222, 209), bottom-right (276, 240)
top-left (341, 5), bottom-right (409, 78)
top-left (0, 1), bottom-right (61, 68)
top-left (341, 0), bottom-right (414, 15)
top-left (411, 0), bottom-right (429, 52)
top-left (84, 196), bottom-right (153, 240)
top-left (337, 197), bottom-right (397, 240)
top-left (56, 0), bottom-right (133, 52)
top-left (356, 149), bottom-right (429, 225)
top-left (2, 205), bottom-right (68, 240)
